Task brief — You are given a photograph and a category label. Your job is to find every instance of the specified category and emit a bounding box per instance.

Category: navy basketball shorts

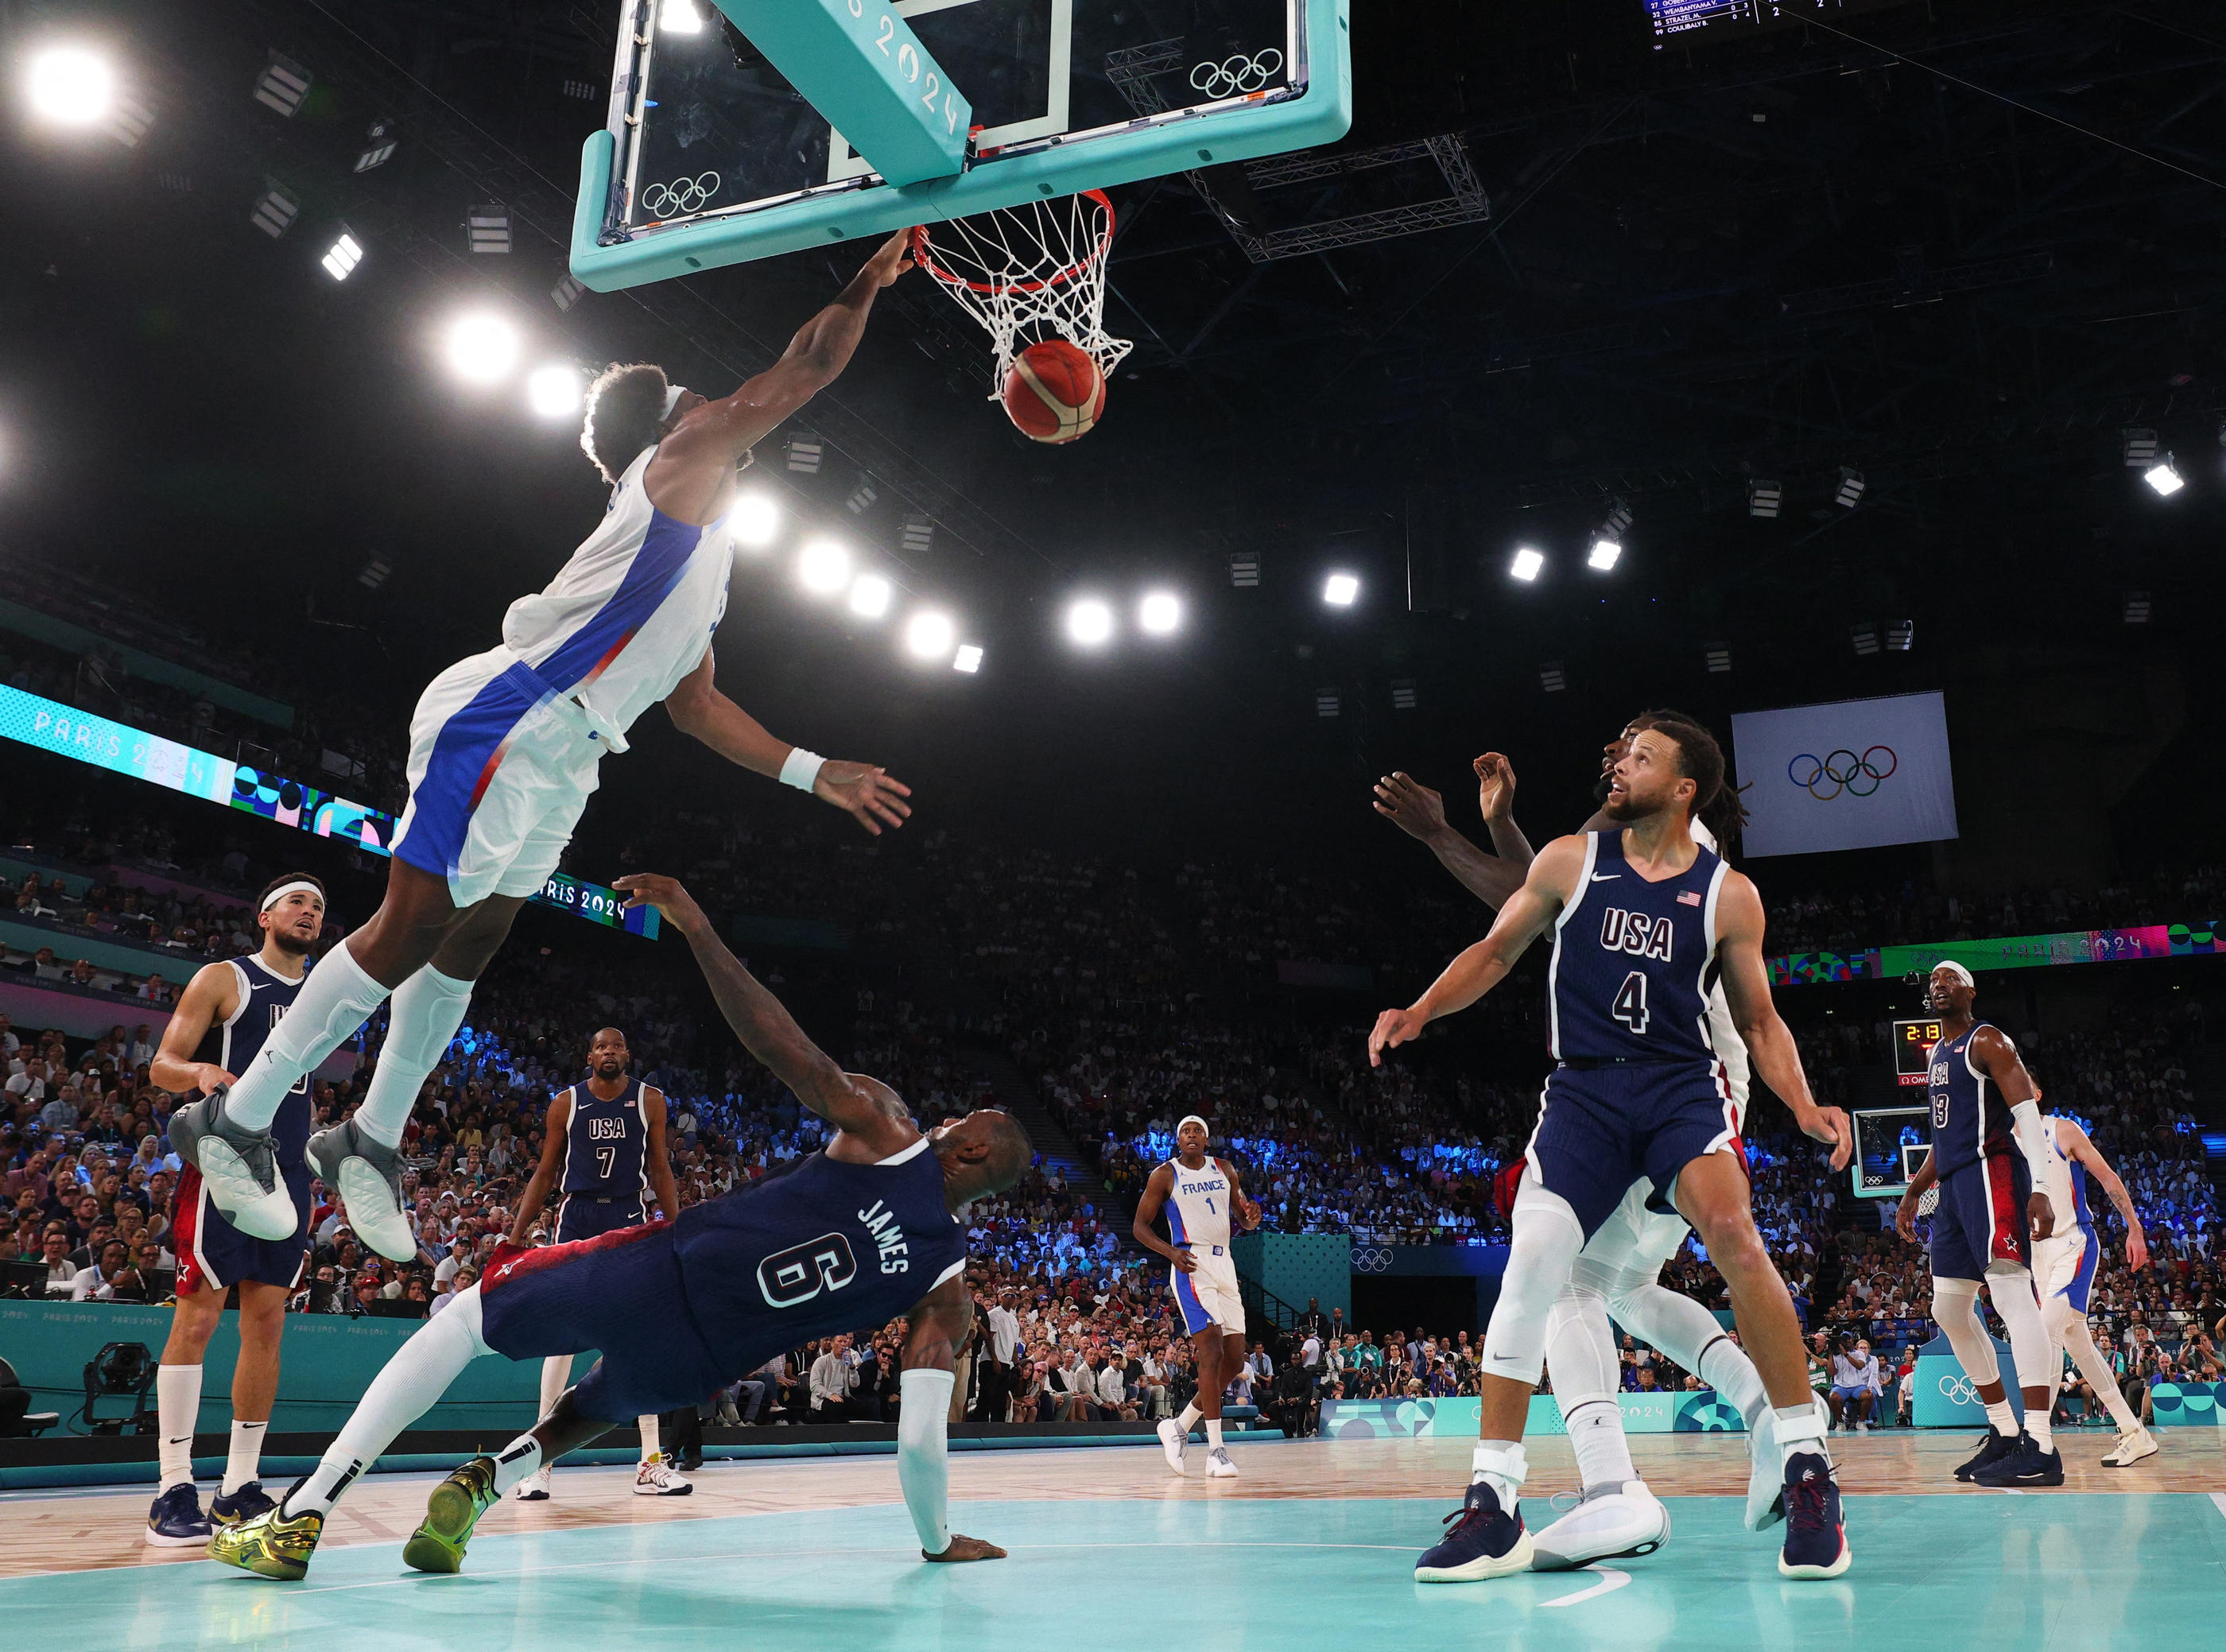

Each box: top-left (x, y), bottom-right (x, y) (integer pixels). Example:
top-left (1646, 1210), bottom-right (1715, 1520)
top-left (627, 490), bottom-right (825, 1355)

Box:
top-left (553, 1195), bottom-right (647, 1245)
top-left (173, 1161), bottom-right (313, 1296)
top-left (479, 1221), bottom-right (728, 1421)
top-left (1524, 1060), bottom-right (1741, 1239)
top-left (1928, 1150), bottom-right (2032, 1282)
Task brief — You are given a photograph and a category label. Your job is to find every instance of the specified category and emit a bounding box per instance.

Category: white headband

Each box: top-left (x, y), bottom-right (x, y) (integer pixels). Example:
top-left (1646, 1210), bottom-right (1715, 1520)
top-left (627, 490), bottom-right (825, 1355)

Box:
top-left (261, 880), bottom-right (323, 913)
top-left (662, 383), bottom-right (689, 421)
top-left (1177, 1115), bottom-right (1208, 1136)
top-left (1932, 961), bottom-right (1974, 987)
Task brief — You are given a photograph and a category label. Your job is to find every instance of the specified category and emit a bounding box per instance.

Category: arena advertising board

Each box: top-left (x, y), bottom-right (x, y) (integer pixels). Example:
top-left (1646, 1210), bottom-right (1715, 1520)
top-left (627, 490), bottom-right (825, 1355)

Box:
top-left (1731, 691), bottom-right (1957, 858)
top-left (1768, 920), bottom-right (2226, 986)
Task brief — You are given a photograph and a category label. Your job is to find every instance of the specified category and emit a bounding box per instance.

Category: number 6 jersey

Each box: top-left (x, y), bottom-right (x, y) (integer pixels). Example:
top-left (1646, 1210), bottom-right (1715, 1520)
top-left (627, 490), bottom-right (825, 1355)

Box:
top-left (1548, 828), bottom-right (1731, 1070)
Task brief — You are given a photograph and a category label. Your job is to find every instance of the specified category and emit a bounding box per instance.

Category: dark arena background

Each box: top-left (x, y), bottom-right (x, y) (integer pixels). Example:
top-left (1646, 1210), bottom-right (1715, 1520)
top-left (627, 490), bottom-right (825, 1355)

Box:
top-left (0, 2), bottom-right (2221, 1646)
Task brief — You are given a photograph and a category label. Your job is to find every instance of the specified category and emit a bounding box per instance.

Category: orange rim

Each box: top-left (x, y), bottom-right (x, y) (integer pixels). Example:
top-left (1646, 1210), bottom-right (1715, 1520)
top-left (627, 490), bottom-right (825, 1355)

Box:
top-left (911, 189), bottom-right (1115, 297)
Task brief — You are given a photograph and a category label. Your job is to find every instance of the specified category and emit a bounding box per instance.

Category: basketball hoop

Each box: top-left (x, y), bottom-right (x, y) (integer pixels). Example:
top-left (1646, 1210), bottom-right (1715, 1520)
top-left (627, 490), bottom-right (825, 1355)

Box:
top-left (911, 189), bottom-right (1134, 398)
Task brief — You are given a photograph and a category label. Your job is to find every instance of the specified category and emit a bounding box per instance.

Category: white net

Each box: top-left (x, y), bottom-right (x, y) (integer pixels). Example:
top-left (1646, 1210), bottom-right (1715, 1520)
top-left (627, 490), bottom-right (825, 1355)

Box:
top-left (911, 189), bottom-right (1134, 397)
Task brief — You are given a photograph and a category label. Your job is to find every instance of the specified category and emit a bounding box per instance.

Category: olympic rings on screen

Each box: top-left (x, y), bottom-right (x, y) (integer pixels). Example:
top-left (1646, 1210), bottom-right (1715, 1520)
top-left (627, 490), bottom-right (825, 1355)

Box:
top-left (1189, 48), bottom-right (1284, 99)
top-left (1787, 745), bottom-right (1898, 801)
top-left (641, 171), bottom-right (723, 218)
top-left (1938, 1373), bottom-right (1980, 1406)
top-left (1351, 1247), bottom-right (1393, 1273)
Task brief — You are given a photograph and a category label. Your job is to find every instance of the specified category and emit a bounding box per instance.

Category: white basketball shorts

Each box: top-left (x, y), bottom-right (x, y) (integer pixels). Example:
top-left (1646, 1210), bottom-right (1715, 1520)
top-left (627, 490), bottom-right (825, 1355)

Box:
top-left (1173, 1258), bottom-right (1246, 1336)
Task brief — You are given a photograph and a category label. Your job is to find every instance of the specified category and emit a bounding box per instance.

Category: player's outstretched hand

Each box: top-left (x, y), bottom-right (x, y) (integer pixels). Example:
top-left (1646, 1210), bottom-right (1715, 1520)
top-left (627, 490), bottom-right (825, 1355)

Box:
top-left (1797, 1102), bottom-right (1853, 1171)
top-left (2026, 1192), bottom-right (2053, 1243)
top-left (1473, 751), bottom-right (1517, 825)
top-left (1368, 1006), bottom-right (1428, 1068)
top-left (925, 1534), bottom-right (1006, 1563)
top-left (613, 873), bottom-right (709, 937)
top-left (815, 761), bottom-right (913, 836)
top-left (1372, 772), bottom-right (1447, 842)
top-left (867, 229), bottom-right (916, 286)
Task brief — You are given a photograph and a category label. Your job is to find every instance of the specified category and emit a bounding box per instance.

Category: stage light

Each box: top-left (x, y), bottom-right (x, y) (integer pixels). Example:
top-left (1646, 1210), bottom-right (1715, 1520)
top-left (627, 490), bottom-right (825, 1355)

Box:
top-left (357, 557), bottom-right (393, 591)
top-left (730, 492), bottom-right (778, 549)
top-left (952, 643), bottom-right (984, 673)
top-left (1138, 591), bottom-right (1182, 635)
top-left (1852, 621), bottom-right (1880, 657)
top-left (1065, 599), bottom-right (1114, 646)
top-left (445, 314), bottom-right (520, 384)
top-left (466, 203), bottom-right (511, 254)
top-left (1316, 687), bottom-right (1340, 718)
top-left (906, 610), bottom-right (956, 661)
top-left (2123, 591), bottom-right (2151, 625)
top-left (250, 182), bottom-right (299, 238)
top-left (1602, 498), bottom-right (1633, 538)
top-left (1887, 619), bottom-right (1914, 653)
top-left (2143, 460), bottom-right (2184, 496)
top-left (901, 515), bottom-right (934, 554)
top-left (2123, 429), bottom-right (2158, 467)
top-left (525, 364), bottom-right (582, 419)
top-left (551, 274), bottom-right (588, 312)
top-left (355, 118), bottom-right (397, 172)
top-left (1322, 572), bottom-right (1359, 607)
top-left (1390, 679), bottom-right (1417, 711)
top-left (254, 52), bottom-right (311, 118)
top-left (26, 47), bottom-right (111, 126)
top-left (845, 479), bottom-right (878, 515)
top-left (848, 574), bottom-right (892, 619)
top-left (785, 434), bottom-right (823, 473)
top-left (1539, 661), bottom-right (1565, 693)
top-left (320, 230), bottom-right (363, 281)
top-left (1228, 552), bottom-right (1261, 588)
top-left (797, 540), bottom-right (850, 595)
top-left (1509, 547), bottom-right (1544, 582)
top-left (661, 0), bottom-right (706, 33)
top-left (1747, 479), bottom-right (1782, 518)
top-left (1705, 642), bottom-right (1732, 674)
top-left (1835, 467), bottom-right (1866, 508)
top-left (1587, 537), bottom-right (1621, 572)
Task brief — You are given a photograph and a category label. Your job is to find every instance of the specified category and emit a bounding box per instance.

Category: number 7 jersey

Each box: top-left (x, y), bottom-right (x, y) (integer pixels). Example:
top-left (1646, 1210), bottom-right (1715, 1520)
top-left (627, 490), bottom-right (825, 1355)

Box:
top-left (1547, 829), bottom-right (1731, 1069)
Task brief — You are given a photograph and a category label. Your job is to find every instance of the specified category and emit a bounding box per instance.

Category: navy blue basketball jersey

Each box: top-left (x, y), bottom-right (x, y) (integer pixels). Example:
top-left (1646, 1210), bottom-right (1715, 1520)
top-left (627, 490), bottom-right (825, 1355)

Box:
top-left (1548, 830), bottom-right (1730, 1065)
top-left (671, 1137), bottom-right (968, 1378)
top-left (1925, 1024), bottom-right (2012, 1177)
top-left (559, 1079), bottom-right (652, 1202)
top-left (195, 956), bottom-right (309, 1169)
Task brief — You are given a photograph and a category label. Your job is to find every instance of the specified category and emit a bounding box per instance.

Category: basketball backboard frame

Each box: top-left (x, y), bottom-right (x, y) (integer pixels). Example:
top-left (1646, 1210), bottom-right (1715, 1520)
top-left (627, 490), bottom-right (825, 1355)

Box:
top-left (568, 0), bottom-right (1351, 290)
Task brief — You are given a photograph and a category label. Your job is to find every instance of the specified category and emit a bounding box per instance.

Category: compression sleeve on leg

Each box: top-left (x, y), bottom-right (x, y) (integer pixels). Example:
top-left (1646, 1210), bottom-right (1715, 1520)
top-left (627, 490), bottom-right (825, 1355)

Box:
top-left (1606, 1270), bottom-right (1771, 1429)
top-left (1479, 1179), bottom-right (1586, 1386)
top-left (353, 966), bottom-right (474, 1148)
top-left (1930, 1276), bottom-right (2001, 1386)
top-left (227, 942), bottom-right (390, 1131)
top-left (898, 1368), bottom-right (956, 1557)
top-left (1985, 1262), bottom-right (2055, 1390)
top-left (2058, 1316), bottom-right (2142, 1434)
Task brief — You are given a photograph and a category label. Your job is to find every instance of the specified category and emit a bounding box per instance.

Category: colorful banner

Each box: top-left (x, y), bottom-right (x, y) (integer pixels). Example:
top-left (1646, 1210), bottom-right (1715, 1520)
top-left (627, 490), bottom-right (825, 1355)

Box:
top-left (1770, 920), bottom-right (2224, 985)
top-left (1322, 1391), bottom-right (1743, 1440)
top-left (0, 684), bottom-right (655, 938)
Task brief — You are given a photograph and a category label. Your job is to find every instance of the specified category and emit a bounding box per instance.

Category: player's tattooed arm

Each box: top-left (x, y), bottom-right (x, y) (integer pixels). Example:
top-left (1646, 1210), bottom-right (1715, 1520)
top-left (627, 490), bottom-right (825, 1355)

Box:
top-left (2062, 1119), bottom-right (2148, 1270)
top-left (1371, 770), bottom-right (1527, 909)
top-left (505, 1091), bottom-right (573, 1247)
top-left (149, 961), bottom-right (243, 1097)
top-left (1130, 1162), bottom-right (1195, 1270)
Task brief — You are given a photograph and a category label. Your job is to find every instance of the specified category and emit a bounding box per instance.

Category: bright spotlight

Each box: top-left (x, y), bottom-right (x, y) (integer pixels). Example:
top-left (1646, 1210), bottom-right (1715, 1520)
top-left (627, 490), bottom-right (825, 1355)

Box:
top-left (525, 364), bottom-right (582, 419)
top-left (1138, 591), bottom-right (1182, 635)
top-left (730, 492), bottom-right (778, 549)
top-left (2143, 460), bottom-right (2185, 497)
top-left (953, 643), bottom-right (983, 674)
top-left (1065, 599), bottom-right (1114, 646)
top-left (906, 610), bottom-right (956, 661)
top-left (1322, 572), bottom-right (1359, 607)
top-left (1587, 537), bottom-right (1621, 572)
top-left (797, 540), bottom-right (850, 595)
top-left (320, 231), bottom-right (363, 281)
top-left (1510, 546), bottom-right (1545, 582)
top-left (446, 313), bottom-right (520, 384)
top-left (661, 0), bottom-right (706, 33)
top-left (26, 47), bottom-right (112, 127)
top-left (848, 574), bottom-right (892, 619)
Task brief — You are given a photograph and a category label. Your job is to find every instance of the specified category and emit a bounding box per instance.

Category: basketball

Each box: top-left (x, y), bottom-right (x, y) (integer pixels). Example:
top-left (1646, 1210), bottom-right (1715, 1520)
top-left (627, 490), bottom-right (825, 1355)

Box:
top-left (1002, 339), bottom-right (1106, 444)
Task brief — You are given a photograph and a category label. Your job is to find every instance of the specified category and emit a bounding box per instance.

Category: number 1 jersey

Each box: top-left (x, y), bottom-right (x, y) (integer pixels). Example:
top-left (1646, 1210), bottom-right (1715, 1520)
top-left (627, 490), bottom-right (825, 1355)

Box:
top-left (1547, 828), bottom-right (1730, 1068)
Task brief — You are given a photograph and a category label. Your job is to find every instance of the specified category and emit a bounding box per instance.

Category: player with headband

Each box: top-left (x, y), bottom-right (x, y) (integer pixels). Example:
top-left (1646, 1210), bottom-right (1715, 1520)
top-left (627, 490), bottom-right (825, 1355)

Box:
top-left (172, 232), bottom-right (921, 1264)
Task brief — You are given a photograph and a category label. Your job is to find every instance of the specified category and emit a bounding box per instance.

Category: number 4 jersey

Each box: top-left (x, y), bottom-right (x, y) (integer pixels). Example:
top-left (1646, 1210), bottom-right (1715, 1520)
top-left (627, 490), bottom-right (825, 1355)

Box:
top-left (1548, 828), bottom-right (1731, 1073)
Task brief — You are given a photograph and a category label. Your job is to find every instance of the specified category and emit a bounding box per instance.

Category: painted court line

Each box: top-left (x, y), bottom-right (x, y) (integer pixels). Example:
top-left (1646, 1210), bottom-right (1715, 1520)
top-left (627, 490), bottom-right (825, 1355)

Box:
top-left (2209, 1492), bottom-right (2226, 1524)
top-left (1542, 1567), bottom-right (1629, 1608)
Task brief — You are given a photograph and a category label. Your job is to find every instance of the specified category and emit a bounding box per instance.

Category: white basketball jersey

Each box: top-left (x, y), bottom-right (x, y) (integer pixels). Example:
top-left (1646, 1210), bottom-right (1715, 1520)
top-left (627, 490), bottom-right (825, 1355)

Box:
top-left (1164, 1157), bottom-right (1234, 1258)
top-left (498, 444), bottom-right (734, 735)
top-left (2036, 1116), bottom-right (2081, 1240)
top-left (1690, 818), bottom-right (1752, 1116)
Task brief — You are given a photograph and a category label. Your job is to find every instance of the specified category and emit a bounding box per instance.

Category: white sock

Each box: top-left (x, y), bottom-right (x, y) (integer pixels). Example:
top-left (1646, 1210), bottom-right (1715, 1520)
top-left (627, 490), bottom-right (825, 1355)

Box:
top-left (156, 1364), bottom-right (202, 1491)
top-left (227, 943), bottom-right (390, 1131)
top-left (1697, 1334), bottom-right (1772, 1431)
top-left (1774, 1403), bottom-right (1829, 1471)
top-left (638, 1413), bottom-right (661, 1464)
top-left (1564, 1398), bottom-right (1635, 1495)
top-left (282, 1285), bottom-right (489, 1518)
top-left (1984, 1398), bottom-right (2016, 1436)
top-left (1204, 1417), bottom-right (1224, 1450)
top-left (354, 966), bottom-right (474, 1148)
top-left (222, 1419), bottom-right (269, 1495)
top-left (1177, 1403), bottom-right (1201, 1434)
top-left (1470, 1440), bottom-right (1528, 1507)
top-left (539, 1354), bottom-right (571, 1419)
top-left (2026, 1406), bottom-right (2053, 1452)
top-left (491, 1433), bottom-right (544, 1495)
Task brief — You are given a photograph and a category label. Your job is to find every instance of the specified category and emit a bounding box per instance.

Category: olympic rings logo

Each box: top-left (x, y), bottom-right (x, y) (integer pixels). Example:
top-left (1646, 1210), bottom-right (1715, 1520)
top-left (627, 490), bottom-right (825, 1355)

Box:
top-left (1190, 49), bottom-right (1285, 99)
top-left (1351, 1247), bottom-right (1393, 1273)
top-left (1937, 1373), bottom-right (1980, 1406)
top-left (640, 171), bottom-right (722, 218)
top-left (1788, 746), bottom-right (1897, 801)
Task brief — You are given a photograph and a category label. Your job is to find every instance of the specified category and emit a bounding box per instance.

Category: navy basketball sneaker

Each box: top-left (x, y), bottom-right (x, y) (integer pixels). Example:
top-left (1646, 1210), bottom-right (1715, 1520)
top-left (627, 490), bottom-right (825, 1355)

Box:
top-left (1415, 1480), bottom-right (1534, 1581)
top-left (1776, 1452), bottom-right (1851, 1578)
top-left (1954, 1425), bottom-right (2020, 1482)
top-left (1971, 1434), bottom-right (2064, 1487)
top-left (145, 1482), bottom-right (213, 1548)
top-left (211, 1482), bottom-right (278, 1525)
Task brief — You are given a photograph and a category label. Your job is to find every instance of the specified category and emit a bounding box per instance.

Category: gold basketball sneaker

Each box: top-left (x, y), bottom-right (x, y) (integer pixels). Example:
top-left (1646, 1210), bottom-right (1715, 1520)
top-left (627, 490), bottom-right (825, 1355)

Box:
top-left (207, 1503), bottom-right (324, 1580)
top-left (403, 1455), bottom-right (501, 1574)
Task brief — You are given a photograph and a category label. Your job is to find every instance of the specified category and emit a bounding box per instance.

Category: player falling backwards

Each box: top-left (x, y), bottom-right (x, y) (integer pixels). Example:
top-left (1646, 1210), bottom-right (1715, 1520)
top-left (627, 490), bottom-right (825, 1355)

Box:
top-left (1131, 1115), bottom-right (1262, 1479)
top-left (1370, 717), bottom-right (1854, 1582)
top-left (1374, 715), bottom-right (1809, 1570)
top-left (172, 233), bottom-right (920, 1269)
top-left (506, 1026), bottom-right (691, 1500)
top-left (211, 872), bottom-right (1032, 1580)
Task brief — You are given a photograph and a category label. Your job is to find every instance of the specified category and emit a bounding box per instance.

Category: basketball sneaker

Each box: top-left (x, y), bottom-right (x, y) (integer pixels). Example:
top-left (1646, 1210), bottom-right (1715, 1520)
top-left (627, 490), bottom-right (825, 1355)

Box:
top-left (1529, 1481), bottom-right (1670, 1571)
top-left (144, 1483), bottom-right (212, 1548)
top-left (1775, 1452), bottom-right (1851, 1579)
top-left (404, 1455), bottom-right (500, 1574)
top-left (169, 1085), bottom-right (296, 1242)
top-left (307, 1119), bottom-right (416, 1262)
top-left (1953, 1425), bottom-right (2019, 1482)
top-left (1971, 1434), bottom-right (2064, 1487)
top-left (2102, 1427), bottom-right (2159, 1467)
top-left (1744, 1397), bottom-right (1825, 1531)
top-left (512, 1465), bottom-right (553, 1501)
top-left (208, 1503), bottom-right (324, 1580)
top-left (1156, 1417), bottom-right (1187, 1474)
top-left (1414, 1481), bottom-right (1532, 1583)
top-left (634, 1454), bottom-right (693, 1495)
top-left (1206, 1447), bottom-right (1239, 1479)
top-left (211, 1483), bottom-right (277, 1526)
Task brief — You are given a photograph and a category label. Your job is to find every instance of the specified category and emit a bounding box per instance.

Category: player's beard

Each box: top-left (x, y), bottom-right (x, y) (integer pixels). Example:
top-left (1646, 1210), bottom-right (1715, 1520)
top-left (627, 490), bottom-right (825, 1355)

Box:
top-left (270, 926), bottom-right (313, 958)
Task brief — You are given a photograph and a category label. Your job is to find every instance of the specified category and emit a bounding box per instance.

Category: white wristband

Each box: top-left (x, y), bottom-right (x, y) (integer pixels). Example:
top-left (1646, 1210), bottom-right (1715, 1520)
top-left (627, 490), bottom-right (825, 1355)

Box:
top-left (778, 747), bottom-right (826, 793)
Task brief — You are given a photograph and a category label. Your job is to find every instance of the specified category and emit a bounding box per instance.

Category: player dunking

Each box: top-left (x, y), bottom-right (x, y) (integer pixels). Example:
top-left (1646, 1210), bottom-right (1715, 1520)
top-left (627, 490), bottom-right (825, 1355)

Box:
top-left (1371, 718), bottom-right (1855, 1582)
top-left (143, 875), bottom-right (327, 1547)
top-left (1132, 1116), bottom-right (1261, 1479)
top-left (210, 873), bottom-right (1033, 1581)
top-left (172, 233), bottom-right (920, 1270)
top-left (1894, 964), bottom-right (2066, 1487)
top-left (503, 1027), bottom-right (691, 1499)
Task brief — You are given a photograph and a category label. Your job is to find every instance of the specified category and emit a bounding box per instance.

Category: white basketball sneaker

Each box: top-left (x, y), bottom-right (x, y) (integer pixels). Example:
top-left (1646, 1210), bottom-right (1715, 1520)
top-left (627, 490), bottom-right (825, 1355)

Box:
top-left (512, 1466), bottom-right (553, 1502)
top-left (1207, 1447), bottom-right (1239, 1479)
top-left (306, 1119), bottom-right (417, 1262)
top-left (634, 1455), bottom-right (692, 1495)
top-left (169, 1086), bottom-right (298, 1242)
top-left (1157, 1418), bottom-right (1188, 1475)
top-left (2102, 1427), bottom-right (2159, 1467)
top-left (1529, 1482), bottom-right (1671, 1571)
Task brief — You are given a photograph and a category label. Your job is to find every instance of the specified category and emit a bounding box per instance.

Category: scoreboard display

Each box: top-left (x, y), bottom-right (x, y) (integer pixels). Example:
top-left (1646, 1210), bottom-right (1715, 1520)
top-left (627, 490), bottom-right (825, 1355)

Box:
top-left (1892, 1018), bottom-right (1944, 1087)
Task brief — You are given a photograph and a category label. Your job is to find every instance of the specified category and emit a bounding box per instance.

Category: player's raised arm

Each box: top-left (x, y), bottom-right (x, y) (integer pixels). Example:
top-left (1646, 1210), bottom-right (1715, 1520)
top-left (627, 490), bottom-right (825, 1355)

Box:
top-left (502, 1090), bottom-right (575, 1247)
top-left (1368, 833), bottom-right (1585, 1066)
top-left (2060, 1117), bottom-right (2147, 1270)
top-left (149, 962), bottom-right (244, 1097)
top-left (1710, 872), bottom-right (1851, 1169)
top-left (1371, 754), bottom-right (1531, 910)
top-left (898, 1270), bottom-right (1005, 1563)
top-left (612, 874), bottom-right (912, 1155)
top-left (1968, 1027), bottom-right (2053, 1240)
